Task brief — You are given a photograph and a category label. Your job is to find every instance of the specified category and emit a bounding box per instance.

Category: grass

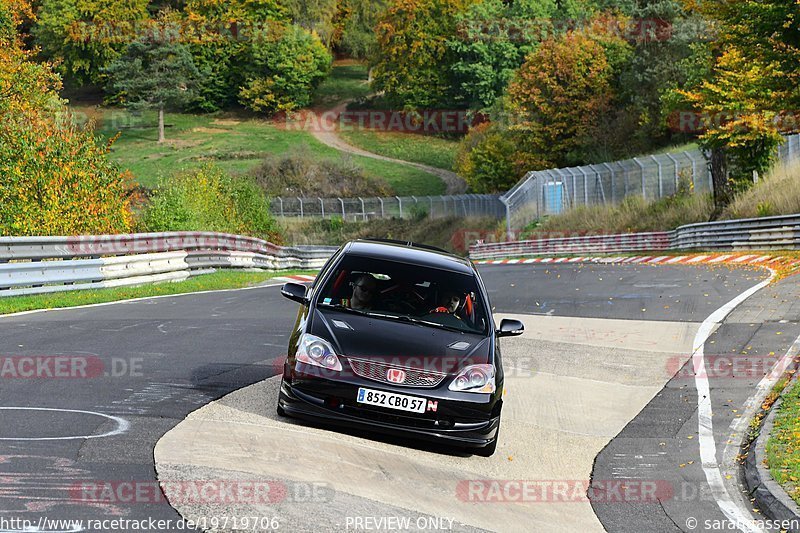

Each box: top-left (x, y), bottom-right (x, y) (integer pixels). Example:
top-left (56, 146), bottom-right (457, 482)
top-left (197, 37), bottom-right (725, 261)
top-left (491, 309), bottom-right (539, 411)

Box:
top-left (724, 159), bottom-right (800, 219)
top-left (312, 60), bottom-right (461, 173)
top-left (523, 188), bottom-right (713, 236)
top-left (0, 269), bottom-right (313, 315)
top-left (338, 130), bottom-right (459, 171)
top-left (766, 376), bottom-right (800, 505)
top-left (71, 105), bottom-right (445, 195)
top-left (312, 63), bottom-right (371, 108)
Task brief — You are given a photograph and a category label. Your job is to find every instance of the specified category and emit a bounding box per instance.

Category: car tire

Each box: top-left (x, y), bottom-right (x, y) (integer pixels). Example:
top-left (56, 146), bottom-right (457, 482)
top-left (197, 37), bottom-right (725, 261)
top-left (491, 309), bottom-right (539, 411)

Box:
top-left (475, 420), bottom-right (500, 457)
top-left (276, 402), bottom-right (286, 417)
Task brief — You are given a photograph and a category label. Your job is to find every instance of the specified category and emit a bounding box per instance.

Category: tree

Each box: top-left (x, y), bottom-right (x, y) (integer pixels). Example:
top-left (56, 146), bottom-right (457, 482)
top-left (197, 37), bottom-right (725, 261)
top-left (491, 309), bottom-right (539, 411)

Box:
top-left (446, 0), bottom-right (550, 110)
top-left (504, 30), bottom-right (623, 169)
top-left (104, 36), bottom-right (200, 143)
top-left (676, 0), bottom-right (798, 215)
top-left (372, 0), bottom-right (477, 109)
top-left (238, 23), bottom-right (331, 115)
top-left (335, 0), bottom-right (388, 59)
top-left (32, 0), bottom-right (150, 85)
top-left (1, 0), bottom-right (132, 235)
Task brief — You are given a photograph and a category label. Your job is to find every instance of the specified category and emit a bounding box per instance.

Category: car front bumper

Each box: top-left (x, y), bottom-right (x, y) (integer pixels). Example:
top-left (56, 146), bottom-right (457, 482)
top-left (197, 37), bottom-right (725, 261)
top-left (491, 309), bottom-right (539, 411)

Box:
top-left (278, 373), bottom-right (501, 449)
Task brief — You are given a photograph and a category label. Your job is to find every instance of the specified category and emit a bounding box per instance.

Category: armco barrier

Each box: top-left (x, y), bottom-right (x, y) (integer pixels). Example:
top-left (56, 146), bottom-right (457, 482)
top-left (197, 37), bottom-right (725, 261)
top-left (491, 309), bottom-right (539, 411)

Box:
top-left (0, 232), bottom-right (338, 298)
top-left (469, 232), bottom-right (671, 260)
top-left (469, 214), bottom-right (800, 259)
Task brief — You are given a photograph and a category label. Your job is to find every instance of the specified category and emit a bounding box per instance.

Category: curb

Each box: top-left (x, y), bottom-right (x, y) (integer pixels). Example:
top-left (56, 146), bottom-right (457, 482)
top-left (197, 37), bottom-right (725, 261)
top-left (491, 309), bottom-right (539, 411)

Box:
top-left (744, 378), bottom-right (800, 531)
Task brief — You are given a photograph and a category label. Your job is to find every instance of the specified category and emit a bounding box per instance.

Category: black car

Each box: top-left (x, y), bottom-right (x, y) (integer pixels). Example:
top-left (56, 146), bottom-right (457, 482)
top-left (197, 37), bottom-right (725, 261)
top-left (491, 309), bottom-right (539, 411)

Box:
top-left (276, 239), bottom-right (524, 456)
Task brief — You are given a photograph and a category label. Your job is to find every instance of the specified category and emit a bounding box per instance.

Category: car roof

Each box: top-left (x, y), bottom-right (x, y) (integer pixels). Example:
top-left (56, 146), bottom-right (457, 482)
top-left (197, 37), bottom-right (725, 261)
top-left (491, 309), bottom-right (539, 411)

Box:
top-left (343, 240), bottom-right (475, 275)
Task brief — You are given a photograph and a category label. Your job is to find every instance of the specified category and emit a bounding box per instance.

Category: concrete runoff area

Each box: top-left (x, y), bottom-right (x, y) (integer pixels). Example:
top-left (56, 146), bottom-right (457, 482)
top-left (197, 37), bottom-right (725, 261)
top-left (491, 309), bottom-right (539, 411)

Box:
top-left (155, 314), bottom-right (701, 532)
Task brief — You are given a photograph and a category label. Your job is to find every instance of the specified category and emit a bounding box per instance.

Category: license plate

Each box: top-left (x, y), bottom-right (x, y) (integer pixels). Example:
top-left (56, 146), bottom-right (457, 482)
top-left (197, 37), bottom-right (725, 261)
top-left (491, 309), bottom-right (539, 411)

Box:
top-left (356, 387), bottom-right (426, 413)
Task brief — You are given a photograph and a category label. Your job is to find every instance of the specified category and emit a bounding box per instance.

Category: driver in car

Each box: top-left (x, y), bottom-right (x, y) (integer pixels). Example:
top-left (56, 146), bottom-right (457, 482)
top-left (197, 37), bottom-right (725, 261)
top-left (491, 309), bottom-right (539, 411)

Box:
top-left (342, 274), bottom-right (378, 310)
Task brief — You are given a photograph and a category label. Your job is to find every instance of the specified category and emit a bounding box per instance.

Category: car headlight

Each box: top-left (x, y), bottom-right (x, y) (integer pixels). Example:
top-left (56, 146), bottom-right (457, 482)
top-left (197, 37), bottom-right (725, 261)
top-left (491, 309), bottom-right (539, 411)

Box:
top-left (448, 364), bottom-right (495, 393)
top-left (296, 334), bottom-right (342, 371)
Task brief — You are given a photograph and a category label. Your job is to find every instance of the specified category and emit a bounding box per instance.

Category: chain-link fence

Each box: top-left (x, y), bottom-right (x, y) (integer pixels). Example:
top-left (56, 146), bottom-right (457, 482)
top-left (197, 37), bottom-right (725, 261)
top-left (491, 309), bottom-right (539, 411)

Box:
top-left (269, 134), bottom-right (800, 227)
top-left (500, 134), bottom-right (800, 233)
top-left (269, 194), bottom-right (505, 220)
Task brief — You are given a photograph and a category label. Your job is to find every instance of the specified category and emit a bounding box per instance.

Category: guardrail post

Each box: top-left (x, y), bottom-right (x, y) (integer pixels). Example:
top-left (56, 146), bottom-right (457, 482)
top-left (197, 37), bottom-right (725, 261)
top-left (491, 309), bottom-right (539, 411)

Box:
top-left (359, 197), bottom-right (366, 221)
top-left (297, 197), bottom-right (304, 218)
top-left (378, 197), bottom-right (384, 218)
top-left (396, 196), bottom-right (403, 218)
top-left (278, 197), bottom-right (284, 217)
top-left (339, 197), bottom-right (345, 220)
top-left (319, 197), bottom-right (325, 218)
top-left (632, 157), bottom-right (646, 200)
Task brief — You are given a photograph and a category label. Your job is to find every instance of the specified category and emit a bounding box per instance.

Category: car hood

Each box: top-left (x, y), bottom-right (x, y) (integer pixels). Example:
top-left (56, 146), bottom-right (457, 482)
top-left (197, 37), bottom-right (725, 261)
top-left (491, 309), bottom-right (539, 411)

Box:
top-left (311, 308), bottom-right (490, 372)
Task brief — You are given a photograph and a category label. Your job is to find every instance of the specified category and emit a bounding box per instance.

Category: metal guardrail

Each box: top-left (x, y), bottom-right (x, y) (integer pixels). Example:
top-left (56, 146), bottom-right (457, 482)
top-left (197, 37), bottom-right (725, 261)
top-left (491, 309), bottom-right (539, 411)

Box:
top-left (469, 232), bottom-right (672, 260)
top-left (0, 232), bottom-right (338, 298)
top-left (469, 213), bottom-right (800, 259)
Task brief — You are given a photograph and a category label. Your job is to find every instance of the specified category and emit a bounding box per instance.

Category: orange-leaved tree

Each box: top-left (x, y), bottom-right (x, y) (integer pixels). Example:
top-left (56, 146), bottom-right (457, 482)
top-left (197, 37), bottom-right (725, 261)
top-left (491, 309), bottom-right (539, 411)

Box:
top-left (0, 0), bottom-right (132, 235)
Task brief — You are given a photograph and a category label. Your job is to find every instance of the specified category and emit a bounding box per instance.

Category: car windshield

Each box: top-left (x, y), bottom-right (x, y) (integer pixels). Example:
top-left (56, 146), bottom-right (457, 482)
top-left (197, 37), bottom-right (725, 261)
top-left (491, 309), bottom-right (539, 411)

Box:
top-left (316, 255), bottom-right (489, 335)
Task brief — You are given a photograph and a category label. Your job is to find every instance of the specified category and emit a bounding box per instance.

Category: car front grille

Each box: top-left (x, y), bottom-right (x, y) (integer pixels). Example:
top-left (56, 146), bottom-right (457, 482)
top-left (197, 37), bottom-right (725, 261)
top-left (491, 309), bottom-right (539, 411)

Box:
top-left (347, 357), bottom-right (447, 388)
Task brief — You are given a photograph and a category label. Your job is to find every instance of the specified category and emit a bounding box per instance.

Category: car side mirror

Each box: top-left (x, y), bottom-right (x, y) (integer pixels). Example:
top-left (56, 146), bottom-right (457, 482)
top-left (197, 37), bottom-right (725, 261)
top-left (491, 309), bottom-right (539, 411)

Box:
top-left (497, 318), bottom-right (524, 337)
top-left (281, 282), bottom-right (308, 304)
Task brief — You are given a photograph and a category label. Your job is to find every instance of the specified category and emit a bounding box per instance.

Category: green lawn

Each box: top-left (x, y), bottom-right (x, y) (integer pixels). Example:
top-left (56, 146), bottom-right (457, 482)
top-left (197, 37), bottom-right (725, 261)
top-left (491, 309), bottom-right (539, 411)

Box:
top-left (0, 269), bottom-right (313, 315)
top-left (339, 130), bottom-right (459, 171)
top-left (313, 62), bottom-right (371, 108)
top-left (74, 105), bottom-right (445, 195)
top-left (767, 378), bottom-right (800, 505)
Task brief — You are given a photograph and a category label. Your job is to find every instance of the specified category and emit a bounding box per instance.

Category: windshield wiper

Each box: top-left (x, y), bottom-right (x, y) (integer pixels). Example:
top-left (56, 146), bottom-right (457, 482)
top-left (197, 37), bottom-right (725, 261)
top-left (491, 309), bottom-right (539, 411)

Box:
top-left (317, 302), bottom-right (369, 316)
top-left (366, 312), bottom-right (468, 333)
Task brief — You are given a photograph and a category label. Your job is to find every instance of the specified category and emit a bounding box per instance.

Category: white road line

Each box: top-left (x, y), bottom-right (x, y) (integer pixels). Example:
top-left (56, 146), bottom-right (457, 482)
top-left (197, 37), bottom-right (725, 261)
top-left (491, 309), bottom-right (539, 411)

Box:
top-left (0, 282), bottom-right (288, 320)
top-left (666, 256), bottom-right (688, 263)
top-left (691, 271), bottom-right (775, 533)
top-left (0, 407), bottom-right (129, 441)
top-left (709, 254), bottom-right (733, 263)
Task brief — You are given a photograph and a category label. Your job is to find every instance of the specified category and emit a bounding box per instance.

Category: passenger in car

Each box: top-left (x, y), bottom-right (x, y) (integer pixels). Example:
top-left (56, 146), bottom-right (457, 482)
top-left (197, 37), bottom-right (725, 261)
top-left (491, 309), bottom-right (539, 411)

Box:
top-left (430, 291), bottom-right (462, 316)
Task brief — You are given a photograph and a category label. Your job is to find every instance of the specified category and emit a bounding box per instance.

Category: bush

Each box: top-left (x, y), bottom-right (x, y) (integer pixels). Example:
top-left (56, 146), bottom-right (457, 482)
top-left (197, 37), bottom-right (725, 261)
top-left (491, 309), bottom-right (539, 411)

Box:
top-left (455, 123), bottom-right (519, 193)
top-left (249, 146), bottom-right (393, 197)
top-left (238, 24), bottom-right (332, 114)
top-left (137, 165), bottom-right (282, 242)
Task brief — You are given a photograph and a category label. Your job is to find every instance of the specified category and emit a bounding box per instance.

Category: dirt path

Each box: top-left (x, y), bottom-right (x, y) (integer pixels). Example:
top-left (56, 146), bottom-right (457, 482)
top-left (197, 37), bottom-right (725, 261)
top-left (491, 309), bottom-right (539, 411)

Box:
top-left (310, 101), bottom-right (468, 195)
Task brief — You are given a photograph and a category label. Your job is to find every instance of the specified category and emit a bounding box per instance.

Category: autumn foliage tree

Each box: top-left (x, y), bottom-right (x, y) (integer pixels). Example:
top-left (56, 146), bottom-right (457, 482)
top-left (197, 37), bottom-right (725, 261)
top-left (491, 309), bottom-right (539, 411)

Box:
top-left (372, 0), bottom-right (477, 109)
top-left (0, 0), bottom-right (132, 235)
top-left (505, 30), bottom-right (621, 170)
top-left (677, 0), bottom-right (799, 215)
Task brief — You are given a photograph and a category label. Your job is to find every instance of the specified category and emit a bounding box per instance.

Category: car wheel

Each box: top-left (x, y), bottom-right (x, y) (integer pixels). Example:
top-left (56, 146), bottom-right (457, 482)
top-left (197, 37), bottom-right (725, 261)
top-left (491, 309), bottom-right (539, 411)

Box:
top-left (475, 420), bottom-right (500, 457)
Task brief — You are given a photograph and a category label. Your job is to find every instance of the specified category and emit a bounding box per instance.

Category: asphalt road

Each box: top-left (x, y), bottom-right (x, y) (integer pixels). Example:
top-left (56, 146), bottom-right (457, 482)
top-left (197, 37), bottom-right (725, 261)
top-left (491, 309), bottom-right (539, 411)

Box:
top-left (0, 263), bottom-right (790, 532)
